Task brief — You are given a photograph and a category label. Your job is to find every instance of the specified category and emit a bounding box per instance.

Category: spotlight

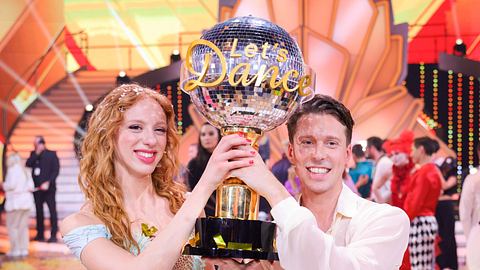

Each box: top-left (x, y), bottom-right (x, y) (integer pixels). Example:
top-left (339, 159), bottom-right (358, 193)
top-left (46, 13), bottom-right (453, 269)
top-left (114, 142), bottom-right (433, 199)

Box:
top-left (116, 70), bottom-right (131, 85)
top-left (170, 49), bottom-right (181, 64)
top-left (453, 39), bottom-right (467, 57)
top-left (85, 104), bottom-right (94, 112)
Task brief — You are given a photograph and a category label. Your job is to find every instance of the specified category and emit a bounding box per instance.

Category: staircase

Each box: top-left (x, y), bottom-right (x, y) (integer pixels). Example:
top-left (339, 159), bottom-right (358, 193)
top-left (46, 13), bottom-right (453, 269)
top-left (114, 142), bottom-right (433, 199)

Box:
top-left (8, 69), bottom-right (144, 219)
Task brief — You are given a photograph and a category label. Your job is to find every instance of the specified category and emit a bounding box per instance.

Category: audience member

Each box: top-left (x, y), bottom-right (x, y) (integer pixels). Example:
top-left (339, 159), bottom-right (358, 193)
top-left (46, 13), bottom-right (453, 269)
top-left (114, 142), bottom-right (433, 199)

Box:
top-left (435, 156), bottom-right (459, 270)
top-left (366, 136), bottom-right (393, 203)
top-left (187, 123), bottom-right (221, 217)
top-left (404, 137), bottom-right (442, 270)
top-left (348, 144), bottom-right (373, 198)
top-left (26, 136), bottom-right (60, 242)
top-left (2, 152), bottom-right (34, 257)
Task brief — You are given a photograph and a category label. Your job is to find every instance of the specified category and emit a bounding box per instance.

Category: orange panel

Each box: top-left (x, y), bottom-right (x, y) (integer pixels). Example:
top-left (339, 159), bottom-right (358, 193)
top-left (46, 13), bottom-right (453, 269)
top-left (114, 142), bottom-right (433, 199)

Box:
top-left (352, 86), bottom-right (407, 122)
top-left (304, 29), bottom-right (349, 98)
top-left (388, 97), bottom-right (424, 137)
top-left (305, 0), bottom-right (335, 37)
top-left (331, 0), bottom-right (375, 82)
top-left (352, 94), bottom-right (420, 142)
top-left (233, 0), bottom-right (271, 21)
top-left (342, 2), bottom-right (390, 108)
top-left (271, 0), bottom-right (300, 32)
top-left (369, 35), bottom-right (403, 95)
top-left (272, 0), bottom-right (302, 33)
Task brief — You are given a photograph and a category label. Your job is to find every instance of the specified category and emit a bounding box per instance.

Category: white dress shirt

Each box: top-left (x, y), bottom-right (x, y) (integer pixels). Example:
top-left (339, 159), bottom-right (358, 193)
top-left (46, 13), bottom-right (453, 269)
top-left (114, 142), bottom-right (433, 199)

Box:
top-left (271, 184), bottom-right (410, 270)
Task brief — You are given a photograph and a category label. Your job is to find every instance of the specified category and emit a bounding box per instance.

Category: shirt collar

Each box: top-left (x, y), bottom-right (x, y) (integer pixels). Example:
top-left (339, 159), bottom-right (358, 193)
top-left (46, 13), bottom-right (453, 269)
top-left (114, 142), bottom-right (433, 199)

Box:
top-left (297, 183), bottom-right (360, 218)
top-left (333, 184), bottom-right (359, 218)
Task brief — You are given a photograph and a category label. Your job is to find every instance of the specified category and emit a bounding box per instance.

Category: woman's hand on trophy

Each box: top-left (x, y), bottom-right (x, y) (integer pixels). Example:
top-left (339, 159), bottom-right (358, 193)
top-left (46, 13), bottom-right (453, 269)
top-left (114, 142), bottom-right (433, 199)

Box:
top-left (199, 134), bottom-right (255, 192)
top-left (231, 149), bottom-right (291, 208)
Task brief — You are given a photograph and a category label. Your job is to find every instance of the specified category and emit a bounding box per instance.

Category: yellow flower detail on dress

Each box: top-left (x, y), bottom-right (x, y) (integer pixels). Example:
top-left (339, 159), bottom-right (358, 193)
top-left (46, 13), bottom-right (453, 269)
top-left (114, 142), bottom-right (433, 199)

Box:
top-left (141, 223), bottom-right (158, 238)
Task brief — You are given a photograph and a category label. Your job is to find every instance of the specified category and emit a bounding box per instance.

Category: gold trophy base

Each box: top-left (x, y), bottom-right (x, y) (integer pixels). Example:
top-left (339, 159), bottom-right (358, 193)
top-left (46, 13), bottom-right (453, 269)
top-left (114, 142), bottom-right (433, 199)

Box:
top-left (183, 217), bottom-right (278, 260)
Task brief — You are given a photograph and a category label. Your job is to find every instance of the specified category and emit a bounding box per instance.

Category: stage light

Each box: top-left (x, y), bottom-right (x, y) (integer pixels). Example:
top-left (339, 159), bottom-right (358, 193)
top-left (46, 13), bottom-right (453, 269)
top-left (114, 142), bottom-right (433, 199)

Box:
top-left (170, 49), bottom-right (181, 64)
top-left (85, 104), bottom-right (94, 112)
top-left (116, 70), bottom-right (131, 85)
top-left (453, 39), bottom-right (467, 57)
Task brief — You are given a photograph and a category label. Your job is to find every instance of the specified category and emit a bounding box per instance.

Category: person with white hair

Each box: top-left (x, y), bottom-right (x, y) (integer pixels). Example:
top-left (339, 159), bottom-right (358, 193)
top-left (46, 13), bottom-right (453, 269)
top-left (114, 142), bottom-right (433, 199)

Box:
top-left (2, 151), bottom-right (34, 257)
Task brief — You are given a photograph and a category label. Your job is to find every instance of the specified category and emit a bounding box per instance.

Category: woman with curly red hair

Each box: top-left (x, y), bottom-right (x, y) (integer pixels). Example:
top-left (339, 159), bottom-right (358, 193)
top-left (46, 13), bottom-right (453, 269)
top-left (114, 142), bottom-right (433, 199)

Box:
top-left (60, 84), bottom-right (254, 270)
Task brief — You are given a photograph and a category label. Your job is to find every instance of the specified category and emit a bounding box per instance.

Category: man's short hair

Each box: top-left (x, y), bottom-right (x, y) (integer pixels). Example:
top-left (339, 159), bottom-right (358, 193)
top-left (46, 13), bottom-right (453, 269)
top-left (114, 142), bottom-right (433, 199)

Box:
top-left (36, 135), bottom-right (45, 145)
top-left (352, 144), bottom-right (365, 158)
top-left (286, 94), bottom-right (355, 144)
top-left (366, 136), bottom-right (383, 152)
top-left (414, 136), bottom-right (439, 156)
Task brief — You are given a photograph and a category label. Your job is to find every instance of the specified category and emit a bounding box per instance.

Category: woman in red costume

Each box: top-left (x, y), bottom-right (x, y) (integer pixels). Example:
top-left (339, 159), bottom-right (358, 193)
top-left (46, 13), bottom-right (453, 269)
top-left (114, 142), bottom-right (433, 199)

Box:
top-left (383, 131), bottom-right (415, 270)
top-left (404, 137), bottom-right (442, 270)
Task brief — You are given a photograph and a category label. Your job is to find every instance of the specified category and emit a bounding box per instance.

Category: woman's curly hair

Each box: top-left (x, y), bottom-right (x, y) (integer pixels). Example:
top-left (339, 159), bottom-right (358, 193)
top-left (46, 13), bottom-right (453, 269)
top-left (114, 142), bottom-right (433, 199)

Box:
top-left (79, 84), bottom-right (185, 253)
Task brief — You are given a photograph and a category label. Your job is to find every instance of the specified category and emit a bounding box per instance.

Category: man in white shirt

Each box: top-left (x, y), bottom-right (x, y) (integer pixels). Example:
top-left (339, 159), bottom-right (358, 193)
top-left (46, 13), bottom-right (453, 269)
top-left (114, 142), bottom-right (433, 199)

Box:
top-left (459, 144), bottom-right (480, 269)
top-left (234, 94), bottom-right (410, 270)
top-left (366, 136), bottom-right (393, 203)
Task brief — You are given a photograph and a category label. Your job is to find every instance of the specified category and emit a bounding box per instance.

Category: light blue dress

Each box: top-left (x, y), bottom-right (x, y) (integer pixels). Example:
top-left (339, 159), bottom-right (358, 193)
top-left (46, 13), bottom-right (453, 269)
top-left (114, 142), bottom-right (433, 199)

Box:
top-left (63, 224), bottom-right (203, 269)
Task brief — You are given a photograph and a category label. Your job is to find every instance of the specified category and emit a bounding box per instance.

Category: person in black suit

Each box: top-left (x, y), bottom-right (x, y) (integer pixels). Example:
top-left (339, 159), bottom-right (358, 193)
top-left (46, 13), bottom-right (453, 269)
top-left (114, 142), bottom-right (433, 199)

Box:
top-left (26, 136), bottom-right (60, 242)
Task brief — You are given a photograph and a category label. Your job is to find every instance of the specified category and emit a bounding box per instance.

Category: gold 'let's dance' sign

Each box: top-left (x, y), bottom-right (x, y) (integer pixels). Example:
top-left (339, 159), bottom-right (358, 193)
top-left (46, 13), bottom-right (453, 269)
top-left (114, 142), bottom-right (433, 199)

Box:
top-left (183, 38), bottom-right (313, 96)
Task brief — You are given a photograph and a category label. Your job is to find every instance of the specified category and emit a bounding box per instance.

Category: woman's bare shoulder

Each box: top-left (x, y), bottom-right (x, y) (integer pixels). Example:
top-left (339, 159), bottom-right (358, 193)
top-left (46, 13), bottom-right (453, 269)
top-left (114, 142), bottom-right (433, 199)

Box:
top-left (60, 203), bottom-right (103, 236)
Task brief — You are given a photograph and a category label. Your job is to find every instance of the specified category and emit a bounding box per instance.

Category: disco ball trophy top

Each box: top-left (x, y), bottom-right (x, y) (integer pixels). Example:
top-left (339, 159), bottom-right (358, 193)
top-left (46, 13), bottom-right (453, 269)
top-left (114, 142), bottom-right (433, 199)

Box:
top-left (181, 16), bottom-right (315, 260)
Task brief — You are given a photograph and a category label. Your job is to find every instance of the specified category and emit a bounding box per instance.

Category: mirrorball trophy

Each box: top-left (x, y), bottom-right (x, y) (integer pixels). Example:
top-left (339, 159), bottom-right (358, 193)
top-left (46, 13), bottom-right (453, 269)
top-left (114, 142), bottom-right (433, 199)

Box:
top-left (181, 16), bottom-right (315, 260)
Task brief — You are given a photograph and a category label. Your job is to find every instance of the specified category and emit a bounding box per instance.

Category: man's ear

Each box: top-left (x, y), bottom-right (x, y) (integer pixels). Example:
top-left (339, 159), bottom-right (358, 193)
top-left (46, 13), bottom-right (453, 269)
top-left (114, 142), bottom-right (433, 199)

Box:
top-left (287, 142), bottom-right (295, 165)
top-left (346, 144), bottom-right (352, 164)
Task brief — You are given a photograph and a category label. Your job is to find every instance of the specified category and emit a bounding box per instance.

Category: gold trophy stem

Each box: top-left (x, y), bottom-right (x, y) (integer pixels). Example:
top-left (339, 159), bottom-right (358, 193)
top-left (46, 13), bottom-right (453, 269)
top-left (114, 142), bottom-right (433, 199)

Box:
top-left (215, 127), bottom-right (263, 220)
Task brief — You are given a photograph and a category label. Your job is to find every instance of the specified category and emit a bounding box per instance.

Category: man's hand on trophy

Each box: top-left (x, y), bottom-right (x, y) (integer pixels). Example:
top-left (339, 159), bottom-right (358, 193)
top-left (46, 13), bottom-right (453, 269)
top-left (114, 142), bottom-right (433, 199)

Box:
top-left (199, 134), bottom-right (255, 192)
top-left (231, 149), bottom-right (291, 208)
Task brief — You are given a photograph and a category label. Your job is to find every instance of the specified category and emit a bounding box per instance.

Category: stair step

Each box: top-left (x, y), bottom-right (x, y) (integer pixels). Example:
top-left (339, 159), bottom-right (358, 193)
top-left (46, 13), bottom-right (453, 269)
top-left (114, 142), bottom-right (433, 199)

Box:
top-left (44, 97), bottom-right (104, 105)
top-left (53, 84), bottom-right (114, 91)
top-left (17, 115), bottom-right (83, 122)
top-left (29, 107), bottom-right (86, 112)
top-left (17, 122), bottom-right (79, 128)
top-left (74, 69), bottom-right (146, 77)
top-left (17, 158), bottom-right (79, 167)
top-left (57, 184), bottom-right (82, 193)
top-left (13, 144), bottom-right (76, 152)
top-left (59, 167), bottom-right (80, 175)
top-left (17, 152), bottom-right (78, 160)
top-left (11, 137), bottom-right (76, 142)
top-left (56, 193), bottom-right (85, 203)
top-left (57, 177), bottom-right (80, 185)
top-left (40, 91), bottom-right (107, 98)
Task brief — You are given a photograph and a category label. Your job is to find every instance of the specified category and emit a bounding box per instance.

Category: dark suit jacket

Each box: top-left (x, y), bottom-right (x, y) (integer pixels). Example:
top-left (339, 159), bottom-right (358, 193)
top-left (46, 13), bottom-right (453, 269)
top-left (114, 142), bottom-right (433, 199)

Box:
top-left (26, 149), bottom-right (60, 190)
